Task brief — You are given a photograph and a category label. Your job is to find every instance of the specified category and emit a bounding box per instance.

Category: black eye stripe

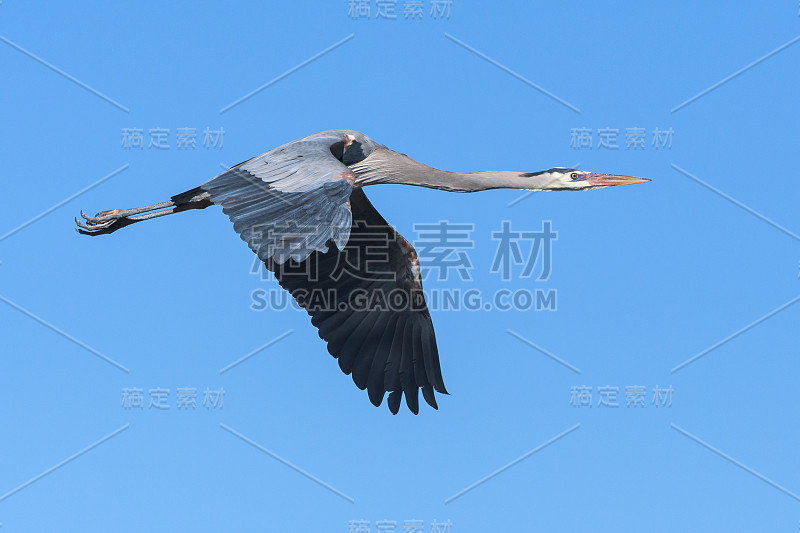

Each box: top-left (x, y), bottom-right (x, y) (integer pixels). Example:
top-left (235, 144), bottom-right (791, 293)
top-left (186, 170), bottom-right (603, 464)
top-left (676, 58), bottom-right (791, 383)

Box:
top-left (520, 167), bottom-right (575, 177)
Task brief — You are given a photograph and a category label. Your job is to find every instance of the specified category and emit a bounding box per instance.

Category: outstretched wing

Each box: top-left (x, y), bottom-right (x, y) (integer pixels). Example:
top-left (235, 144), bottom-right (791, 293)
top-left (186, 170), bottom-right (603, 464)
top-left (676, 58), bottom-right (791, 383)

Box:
top-left (270, 189), bottom-right (448, 414)
top-left (200, 132), bottom-right (356, 264)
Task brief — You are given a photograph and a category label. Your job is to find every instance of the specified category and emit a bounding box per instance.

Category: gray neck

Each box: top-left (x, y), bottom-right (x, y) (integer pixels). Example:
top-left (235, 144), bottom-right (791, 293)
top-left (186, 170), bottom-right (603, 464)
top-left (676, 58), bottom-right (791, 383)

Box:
top-left (350, 148), bottom-right (552, 192)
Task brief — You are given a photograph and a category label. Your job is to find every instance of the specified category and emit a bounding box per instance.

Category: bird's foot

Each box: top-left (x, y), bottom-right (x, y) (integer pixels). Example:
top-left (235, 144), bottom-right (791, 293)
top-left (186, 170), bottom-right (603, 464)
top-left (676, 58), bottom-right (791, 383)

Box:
top-left (75, 209), bottom-right (135, 236)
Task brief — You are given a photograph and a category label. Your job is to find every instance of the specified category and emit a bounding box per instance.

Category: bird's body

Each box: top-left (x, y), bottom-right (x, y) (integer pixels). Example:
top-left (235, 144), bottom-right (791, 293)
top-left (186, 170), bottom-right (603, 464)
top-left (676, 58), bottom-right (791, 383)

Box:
top-left (77, 129), bottom-right (648, 414)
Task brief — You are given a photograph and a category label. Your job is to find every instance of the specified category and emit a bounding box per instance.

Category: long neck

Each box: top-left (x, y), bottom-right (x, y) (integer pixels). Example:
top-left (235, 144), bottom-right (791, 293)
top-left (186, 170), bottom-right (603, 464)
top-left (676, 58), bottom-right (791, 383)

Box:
top-left (350, 147), bottom-right (547, 192)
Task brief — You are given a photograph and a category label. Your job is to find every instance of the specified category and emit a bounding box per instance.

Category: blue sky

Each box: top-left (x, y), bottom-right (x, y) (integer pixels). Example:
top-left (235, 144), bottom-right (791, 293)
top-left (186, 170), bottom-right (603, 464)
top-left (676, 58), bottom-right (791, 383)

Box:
top-left (1, 1), bottom-right (799, 531)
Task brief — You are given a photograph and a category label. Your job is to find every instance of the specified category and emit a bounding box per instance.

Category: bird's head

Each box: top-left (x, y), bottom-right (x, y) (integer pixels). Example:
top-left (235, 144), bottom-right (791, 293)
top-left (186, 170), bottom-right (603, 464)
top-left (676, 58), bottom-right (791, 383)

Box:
top-left (524, 168), bottom-right (650, 191)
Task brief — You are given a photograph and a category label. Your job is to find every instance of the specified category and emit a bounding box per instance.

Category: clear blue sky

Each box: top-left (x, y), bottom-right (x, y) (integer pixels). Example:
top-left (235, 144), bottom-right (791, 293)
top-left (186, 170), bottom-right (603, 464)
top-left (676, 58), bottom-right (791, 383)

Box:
top-left (1, 1), bottom-right (799, 531)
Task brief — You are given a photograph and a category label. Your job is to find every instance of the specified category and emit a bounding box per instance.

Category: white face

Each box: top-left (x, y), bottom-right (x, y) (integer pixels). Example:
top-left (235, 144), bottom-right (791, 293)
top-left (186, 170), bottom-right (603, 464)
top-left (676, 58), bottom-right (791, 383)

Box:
top-left (550, 169), bottom-right (595, 190)
top-left (542, 169), bottom-right (649, 190)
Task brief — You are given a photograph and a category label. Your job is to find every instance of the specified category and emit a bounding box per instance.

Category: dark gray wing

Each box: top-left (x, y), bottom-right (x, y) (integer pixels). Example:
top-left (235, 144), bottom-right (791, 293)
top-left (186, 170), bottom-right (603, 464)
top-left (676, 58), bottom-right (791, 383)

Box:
top-left (200, 133), bottom-right (356, 264)
top-left (270, 188), bottom-right (448, 414)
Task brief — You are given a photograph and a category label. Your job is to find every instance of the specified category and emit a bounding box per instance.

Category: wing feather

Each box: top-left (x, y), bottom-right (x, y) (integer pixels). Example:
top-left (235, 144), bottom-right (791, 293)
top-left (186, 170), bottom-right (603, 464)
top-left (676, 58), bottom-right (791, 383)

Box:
top-left (203, 131), bottom-right (448, 413)
top-left (267, 188), bottom-right (448, 413)
top-left (201, 134), bottom-right (355, 264)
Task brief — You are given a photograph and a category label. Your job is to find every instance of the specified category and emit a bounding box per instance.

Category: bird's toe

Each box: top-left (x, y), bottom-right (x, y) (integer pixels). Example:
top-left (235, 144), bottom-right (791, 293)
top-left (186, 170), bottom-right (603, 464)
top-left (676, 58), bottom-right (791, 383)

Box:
top-left (75, 217), bottom-right (113, 231)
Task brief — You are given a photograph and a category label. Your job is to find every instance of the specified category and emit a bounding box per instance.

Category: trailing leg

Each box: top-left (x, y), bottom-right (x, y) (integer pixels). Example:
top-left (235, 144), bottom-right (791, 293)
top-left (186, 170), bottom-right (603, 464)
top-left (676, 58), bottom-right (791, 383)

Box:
top-left (76, 187), bottom-right (211, 236)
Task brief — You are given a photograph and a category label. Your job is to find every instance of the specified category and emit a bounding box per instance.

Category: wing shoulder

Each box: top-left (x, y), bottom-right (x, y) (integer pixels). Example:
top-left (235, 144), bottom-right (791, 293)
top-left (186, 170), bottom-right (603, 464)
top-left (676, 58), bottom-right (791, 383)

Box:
top-left (201, 134), bottom-right (358, 264)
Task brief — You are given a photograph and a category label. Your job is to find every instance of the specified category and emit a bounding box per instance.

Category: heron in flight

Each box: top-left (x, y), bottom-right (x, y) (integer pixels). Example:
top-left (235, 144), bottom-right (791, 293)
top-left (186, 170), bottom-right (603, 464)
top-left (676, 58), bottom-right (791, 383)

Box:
top-left (76, 130), bottom-right (648, 414)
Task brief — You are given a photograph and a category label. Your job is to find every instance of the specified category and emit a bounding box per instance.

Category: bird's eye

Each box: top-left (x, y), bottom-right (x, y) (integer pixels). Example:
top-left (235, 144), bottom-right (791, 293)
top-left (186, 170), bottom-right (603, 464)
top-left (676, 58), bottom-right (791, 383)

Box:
top-left (570, 173), bottom-right (578, 180)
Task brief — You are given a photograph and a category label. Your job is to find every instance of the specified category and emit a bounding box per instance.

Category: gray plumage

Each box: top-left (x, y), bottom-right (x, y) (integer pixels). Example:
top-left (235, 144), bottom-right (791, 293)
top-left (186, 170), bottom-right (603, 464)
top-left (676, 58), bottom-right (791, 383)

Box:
top-left (77, 129), bottom-right (648, 414)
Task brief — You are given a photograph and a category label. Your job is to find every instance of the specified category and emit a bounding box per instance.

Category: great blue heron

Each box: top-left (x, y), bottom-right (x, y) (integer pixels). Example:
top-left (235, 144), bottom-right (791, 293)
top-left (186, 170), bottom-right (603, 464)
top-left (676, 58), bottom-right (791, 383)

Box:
top-left (76, 129), bottom-right (648, 414)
